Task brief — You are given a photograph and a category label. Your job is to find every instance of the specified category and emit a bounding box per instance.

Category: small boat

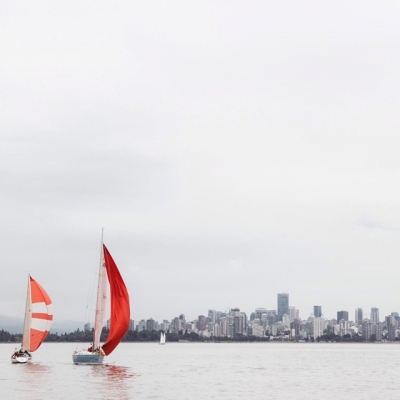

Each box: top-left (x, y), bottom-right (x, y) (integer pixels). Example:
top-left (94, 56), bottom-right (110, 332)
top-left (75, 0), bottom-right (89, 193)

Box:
top-left (160, 331), bottom-right (166, 345)
top-left (72, 235), bottom-right (130, 365)
top-left (11, 275), bottom-right (53, 363)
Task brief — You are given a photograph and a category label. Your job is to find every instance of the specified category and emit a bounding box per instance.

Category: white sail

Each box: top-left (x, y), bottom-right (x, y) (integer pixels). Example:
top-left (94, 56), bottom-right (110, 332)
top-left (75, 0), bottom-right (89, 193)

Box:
top-left (160, 332), bottom-right (166, 345)
top-left (93, 244), bottom-right (107, 347)
top-left (21, 276), bottom-right (31, 350)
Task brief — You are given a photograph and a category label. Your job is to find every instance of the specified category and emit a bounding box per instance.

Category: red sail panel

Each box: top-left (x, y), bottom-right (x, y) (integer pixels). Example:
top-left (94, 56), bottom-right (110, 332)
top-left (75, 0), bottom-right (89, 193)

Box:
top-left (102, 244), bottom-right (130, 356)
top-left (29, 277), bottom-right (53, 352)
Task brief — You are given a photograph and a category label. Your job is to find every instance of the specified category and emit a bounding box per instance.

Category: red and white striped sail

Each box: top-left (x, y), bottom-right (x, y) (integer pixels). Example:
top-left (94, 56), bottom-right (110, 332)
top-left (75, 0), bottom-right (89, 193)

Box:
top-left (22, 276), bottom-right (53, 352)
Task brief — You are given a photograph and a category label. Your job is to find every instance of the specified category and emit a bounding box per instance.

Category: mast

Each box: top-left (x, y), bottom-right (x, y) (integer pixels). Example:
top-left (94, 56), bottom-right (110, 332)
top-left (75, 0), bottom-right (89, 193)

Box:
top-left (93, 228), bottom-right (107, 348)
top-left (21, 274), bottom-right (31, 350)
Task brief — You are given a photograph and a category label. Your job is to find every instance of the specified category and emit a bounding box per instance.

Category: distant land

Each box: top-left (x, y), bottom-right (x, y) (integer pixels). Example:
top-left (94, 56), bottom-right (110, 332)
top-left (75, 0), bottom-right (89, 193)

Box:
top-left (0, 315), bottom-right (84, 334)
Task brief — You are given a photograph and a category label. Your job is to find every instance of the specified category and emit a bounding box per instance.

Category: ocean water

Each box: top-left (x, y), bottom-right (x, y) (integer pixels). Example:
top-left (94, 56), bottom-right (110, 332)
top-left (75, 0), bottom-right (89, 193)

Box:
top-left (1, 342), bottom-right (400, 399)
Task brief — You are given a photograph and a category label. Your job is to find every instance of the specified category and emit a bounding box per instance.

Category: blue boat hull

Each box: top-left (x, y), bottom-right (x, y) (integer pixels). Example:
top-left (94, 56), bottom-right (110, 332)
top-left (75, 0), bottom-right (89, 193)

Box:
top-left (72, 352), bottom-right (104, 365)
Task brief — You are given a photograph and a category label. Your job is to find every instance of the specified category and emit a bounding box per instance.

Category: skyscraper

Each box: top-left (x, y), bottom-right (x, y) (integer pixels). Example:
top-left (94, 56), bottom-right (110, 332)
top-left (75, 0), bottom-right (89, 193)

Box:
top-left (355, 308), bottom-right (363, 325)
top-left (337, 310), bottom-right (348, 322)
top-left (371, 308), bottom-right (379, 324)
top-left (314, 306), bottom-right (322, 318)
top-left (277, 293), bottom-right (289, 321)
top-left (198, 315), bottom-right (207, 331)
top-left (208, 310), bottom-right (216, 323)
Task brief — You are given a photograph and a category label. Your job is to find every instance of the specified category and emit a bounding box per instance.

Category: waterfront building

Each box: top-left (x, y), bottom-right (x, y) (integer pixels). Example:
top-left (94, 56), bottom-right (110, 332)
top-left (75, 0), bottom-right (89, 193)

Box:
top-left (255, 308), bottom-right (268, 320)
top-left (313, 317), bottom-right (325, 339)
top-left (232, 314), bottom-right (246, 337)
top-left (386, 315), bottom-right (396, 341)
top-left (208, 322), bottom-right (221, 337)
top-left (251, 324), bottom-right (265, 338)
top-left (282, 314), bottom-right (290, 327)
top-left (267, 310), bottom-right (277, 325)
top-left (197, 315), bottom-right (207, 331)
top-left (290, 318), bottom-right (302, 337)
top-left (371, 308), bottom-right (379, 324)
top-left (171, 317), bottom-right (181, 333)
top-left (129, 319), bottom-right (135, 331)
top-left (220, 317), bottom-right (228, 336)
top-left (277, 293), bottom-right (289, 321)
top-left (373, 322), bottom-right (383, 341)
top-left (337, 310), bottom-right (348, 322)
top-left (215, 311), bottom-right (225, 322)
top-left (305, 318), bottom-right (314, 339)
top-left (355, 308), bottom-right (363, 325)
top-left (361, 320), bottom-right (373, 340)
top-left (160, 320), bottom-right (170, 332)
top-left (289, 306), bottom-right (299, 321)
top-left (339, 320), bottom-right (351, 336)
top-left (146, 318), bottom-right (155, 331)
top-left (208, 310), bottom-right (216, 323)
top-left (137, 319), bottom-right (146, 331)
top-left (391, 312), bottom-right (400, 327)
top-left (314, 306), bottom-right (322, 318)
top-left (185, 322), bottom-right (196, 332)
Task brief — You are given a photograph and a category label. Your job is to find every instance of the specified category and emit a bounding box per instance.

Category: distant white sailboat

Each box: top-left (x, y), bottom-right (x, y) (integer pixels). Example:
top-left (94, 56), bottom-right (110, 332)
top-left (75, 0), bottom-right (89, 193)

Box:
top-left (11, 275), bottom-right (53, 363)
top-left (72, 234), bottom-right (130, 365)
top-left (160, 332), bottom-right (166, 345)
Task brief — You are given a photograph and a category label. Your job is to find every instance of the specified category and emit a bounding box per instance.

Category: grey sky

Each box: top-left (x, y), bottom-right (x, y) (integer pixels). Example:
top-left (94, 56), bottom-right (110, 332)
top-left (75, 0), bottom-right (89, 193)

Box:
top-left (1, 1), bottom-right (400, 325)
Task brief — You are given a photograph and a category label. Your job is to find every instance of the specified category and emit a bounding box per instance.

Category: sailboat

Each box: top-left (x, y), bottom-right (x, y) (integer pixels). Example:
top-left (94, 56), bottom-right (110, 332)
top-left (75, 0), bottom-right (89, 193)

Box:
top-left (160, 331), bottom-right (166, 345)
top-left (72, 240), bottom-right (130, 365)
top-left (11, 275), bottom-right (53, 363)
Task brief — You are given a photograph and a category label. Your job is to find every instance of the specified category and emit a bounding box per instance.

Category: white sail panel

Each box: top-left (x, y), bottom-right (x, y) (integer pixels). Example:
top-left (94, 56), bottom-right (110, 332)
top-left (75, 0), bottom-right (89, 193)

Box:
top-left (93, 248), bottom-right (107, 347)
top-left (31, 318), bottom-right (50, 331)
top-left (32, 302), bottom-right (49, 314)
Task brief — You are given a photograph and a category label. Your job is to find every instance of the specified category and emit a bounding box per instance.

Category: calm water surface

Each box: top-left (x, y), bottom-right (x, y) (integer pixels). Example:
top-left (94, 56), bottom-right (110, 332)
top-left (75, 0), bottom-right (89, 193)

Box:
top-left (1, 342), bottom-right (400, 399)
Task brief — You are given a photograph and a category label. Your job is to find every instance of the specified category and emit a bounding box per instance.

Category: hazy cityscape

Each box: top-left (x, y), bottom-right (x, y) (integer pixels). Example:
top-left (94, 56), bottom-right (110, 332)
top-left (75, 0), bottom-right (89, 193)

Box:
top-left (117, 293), bottom-right (400, 342)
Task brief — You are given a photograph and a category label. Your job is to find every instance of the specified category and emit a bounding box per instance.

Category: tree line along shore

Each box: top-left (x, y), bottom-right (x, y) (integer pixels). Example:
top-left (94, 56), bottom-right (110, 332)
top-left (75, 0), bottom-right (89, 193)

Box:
top-left (0, 329), bottom-right (391, 343)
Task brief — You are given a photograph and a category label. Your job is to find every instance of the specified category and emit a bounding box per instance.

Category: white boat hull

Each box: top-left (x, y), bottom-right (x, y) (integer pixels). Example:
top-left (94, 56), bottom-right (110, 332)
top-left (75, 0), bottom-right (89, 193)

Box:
top-left (11, 354), bottom-right (31, 363)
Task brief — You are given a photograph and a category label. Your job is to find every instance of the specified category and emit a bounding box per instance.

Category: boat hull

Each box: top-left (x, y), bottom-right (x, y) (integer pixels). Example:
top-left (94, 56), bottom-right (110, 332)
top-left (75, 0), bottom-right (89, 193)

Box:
top-left (72, 351), bottom-right (104, 365)
top-left (11, 354), bottom-right (31, 363)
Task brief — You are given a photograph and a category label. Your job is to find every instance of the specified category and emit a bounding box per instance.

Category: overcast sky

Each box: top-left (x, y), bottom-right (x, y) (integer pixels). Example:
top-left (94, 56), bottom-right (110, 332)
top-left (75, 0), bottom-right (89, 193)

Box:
top-left (1, 1), bottom-right (400, 326)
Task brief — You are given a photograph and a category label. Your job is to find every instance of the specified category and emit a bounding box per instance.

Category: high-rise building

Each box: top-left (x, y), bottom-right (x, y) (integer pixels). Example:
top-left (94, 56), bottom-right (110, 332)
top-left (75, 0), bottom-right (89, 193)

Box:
top-left (277, 293), bottom-right (289, 321)
top-left (129, 319), bottom-right (135, 331)
top-left (137, 319), bottom-right (146, 331)
top-left (337, 310), bottom-right (348, 322)
top-left (208, 310), bottom-right (216, 323)
top-left (282, 314), bottom-right (290, 327)
top-left (371, 308), bottom-right (379, 324)
top-left (362, 320), bottom-right (373, 340)
top-left (355, 308), bottom-right (363, 325)
top-left (289, 306), bottom-right (299, 321)
top-left (198, 315), bottom-right (207, 331)
top-left (267, 310), bottom-right (277, 325)
top-left (314, 306), bottom-right (322, 318)
top-left (313, 317), bottom-right (325, 339)
top-left (255, 308), bottom-right (268, 320)
top-left (146, 318), bottom-right (155, 331)
top-left (84, 322), bottom-right (91, 332)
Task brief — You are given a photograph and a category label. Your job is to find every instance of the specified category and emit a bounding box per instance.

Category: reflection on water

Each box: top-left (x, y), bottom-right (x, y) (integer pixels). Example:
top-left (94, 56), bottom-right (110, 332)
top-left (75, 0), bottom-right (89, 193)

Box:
top-left (4, 342), bottom-right (400, 399)
top-left (91, 364), bottom-right (137, 400)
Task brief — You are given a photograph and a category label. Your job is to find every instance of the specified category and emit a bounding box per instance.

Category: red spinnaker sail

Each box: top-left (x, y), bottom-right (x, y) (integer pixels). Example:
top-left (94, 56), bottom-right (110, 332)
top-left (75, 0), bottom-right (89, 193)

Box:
top-left (101, 244), bottom-right (130, 356)
top-left (28, 277), bottom-right (53, 352)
